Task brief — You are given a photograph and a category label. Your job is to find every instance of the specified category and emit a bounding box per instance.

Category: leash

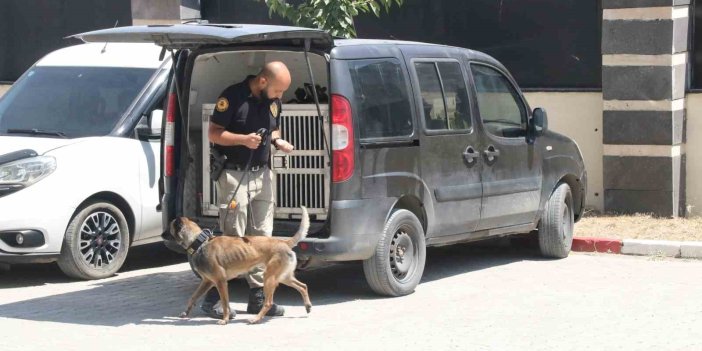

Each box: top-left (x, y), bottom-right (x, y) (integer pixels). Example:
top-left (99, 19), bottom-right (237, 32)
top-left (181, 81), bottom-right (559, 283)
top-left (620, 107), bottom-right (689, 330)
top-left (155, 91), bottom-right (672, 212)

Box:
top-left (220, 128), bottom-right (268, 232)
top-left (221, 150), bottom-right (253, 232)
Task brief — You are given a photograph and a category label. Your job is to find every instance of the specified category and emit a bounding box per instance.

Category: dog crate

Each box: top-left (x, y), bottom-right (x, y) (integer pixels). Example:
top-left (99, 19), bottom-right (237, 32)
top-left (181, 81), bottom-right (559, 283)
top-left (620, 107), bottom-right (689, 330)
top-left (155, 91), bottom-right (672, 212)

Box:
top-left (201, 103), bottom-right (330, 220)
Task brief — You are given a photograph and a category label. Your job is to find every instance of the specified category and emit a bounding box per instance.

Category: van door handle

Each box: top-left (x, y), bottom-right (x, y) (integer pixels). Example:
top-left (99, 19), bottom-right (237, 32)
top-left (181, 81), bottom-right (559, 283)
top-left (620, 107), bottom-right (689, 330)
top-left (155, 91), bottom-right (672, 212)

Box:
top-left (483, 145), bottom-right (500, 162)
top-left (462, 146), bottom-right (480, 164)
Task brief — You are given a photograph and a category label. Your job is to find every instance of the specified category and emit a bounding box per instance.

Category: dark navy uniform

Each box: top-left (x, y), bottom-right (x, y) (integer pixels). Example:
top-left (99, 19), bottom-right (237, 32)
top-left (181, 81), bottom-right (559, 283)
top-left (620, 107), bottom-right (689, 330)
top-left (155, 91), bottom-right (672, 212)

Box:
top-left (207, 75), bottom-right (282, 295)
top-left (211, 75), bottom-right (282, 167)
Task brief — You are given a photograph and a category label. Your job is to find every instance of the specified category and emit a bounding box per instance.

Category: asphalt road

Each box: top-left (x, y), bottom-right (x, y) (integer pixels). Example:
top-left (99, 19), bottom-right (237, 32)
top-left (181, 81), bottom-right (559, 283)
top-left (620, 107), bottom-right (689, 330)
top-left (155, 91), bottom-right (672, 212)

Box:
top-left (1, 242), bottom-right (700, 351)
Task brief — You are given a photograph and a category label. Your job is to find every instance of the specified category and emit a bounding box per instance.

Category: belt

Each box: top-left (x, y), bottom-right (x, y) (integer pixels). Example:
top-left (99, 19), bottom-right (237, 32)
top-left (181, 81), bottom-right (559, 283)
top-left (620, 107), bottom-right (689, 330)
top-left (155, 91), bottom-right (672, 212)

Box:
top-left (224, 162), bottom-right (267, 172)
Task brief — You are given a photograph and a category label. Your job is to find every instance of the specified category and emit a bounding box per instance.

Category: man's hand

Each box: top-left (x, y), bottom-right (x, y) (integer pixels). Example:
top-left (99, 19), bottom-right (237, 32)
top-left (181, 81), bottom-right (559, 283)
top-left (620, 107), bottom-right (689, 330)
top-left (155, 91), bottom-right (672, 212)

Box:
top-left (276, 139), bottom-right (295, 153)
top-left (242, 133), bottom-right (262, 149)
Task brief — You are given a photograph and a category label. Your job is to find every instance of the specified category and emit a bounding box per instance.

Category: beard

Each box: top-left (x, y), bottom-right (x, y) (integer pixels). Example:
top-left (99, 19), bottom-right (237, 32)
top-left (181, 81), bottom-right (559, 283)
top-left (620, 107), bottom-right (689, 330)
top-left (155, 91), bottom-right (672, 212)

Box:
top-left (261, 86), bottom-right (272, 102)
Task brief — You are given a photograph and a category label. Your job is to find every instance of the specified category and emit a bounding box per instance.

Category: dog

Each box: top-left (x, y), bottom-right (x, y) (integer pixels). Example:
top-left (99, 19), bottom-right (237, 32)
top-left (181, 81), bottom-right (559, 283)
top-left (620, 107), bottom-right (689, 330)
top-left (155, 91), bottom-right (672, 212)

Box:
top-left (162, 206), bottom-right (312, 325)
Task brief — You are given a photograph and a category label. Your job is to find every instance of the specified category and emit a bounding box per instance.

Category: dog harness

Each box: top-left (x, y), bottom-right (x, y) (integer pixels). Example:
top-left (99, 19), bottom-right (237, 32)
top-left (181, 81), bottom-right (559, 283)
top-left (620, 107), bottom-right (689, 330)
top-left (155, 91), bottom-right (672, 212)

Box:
top-left (186, 228), bottom-right (215, 255)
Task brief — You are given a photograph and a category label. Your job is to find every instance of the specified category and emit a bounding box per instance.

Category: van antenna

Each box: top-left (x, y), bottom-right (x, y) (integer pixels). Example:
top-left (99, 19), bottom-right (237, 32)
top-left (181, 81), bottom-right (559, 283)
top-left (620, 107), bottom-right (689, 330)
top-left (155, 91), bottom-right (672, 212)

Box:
top-left (101, 20), bottom-right (119, 53)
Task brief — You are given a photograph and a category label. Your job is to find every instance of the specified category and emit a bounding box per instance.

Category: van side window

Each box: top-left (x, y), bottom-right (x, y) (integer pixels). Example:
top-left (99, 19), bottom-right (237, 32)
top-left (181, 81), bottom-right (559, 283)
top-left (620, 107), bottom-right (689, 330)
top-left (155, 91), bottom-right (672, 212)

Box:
top-left (414, 61), bottom-right (472, 131)
top-left (437, 62), bottom-right (472, 130)
top-left (470, 64), bottom-right (527, 138)
top-left (348, 59), bottom-right (413, 139)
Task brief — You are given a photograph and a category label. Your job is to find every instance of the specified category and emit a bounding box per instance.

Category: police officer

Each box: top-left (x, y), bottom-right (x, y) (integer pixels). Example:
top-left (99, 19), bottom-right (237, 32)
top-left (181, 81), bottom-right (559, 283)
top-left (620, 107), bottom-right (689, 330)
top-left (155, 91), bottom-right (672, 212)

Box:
top-left (202, 61), bottom-right (295, 319)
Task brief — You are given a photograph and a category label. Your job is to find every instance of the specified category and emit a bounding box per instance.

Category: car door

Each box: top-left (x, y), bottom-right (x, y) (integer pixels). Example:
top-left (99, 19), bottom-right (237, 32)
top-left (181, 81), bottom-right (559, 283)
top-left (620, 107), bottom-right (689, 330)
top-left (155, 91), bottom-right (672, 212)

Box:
top-left (135, 107), bottom-right (165, 241)
top-left (468, 62), bottom-right (542, 230)
top-left (408, 57), bottom-right (482, 237)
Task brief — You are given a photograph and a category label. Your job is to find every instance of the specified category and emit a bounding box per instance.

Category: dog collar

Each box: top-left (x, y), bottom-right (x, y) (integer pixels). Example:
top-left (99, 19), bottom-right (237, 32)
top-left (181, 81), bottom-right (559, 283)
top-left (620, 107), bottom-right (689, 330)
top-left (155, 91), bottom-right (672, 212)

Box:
top-left (187, 229), bottom-right (215, 255)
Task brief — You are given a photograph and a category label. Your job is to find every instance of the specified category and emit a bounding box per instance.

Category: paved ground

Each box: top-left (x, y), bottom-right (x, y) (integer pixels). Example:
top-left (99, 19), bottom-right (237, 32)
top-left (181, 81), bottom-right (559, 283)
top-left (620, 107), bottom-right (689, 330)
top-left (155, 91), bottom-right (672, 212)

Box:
top-left (1, 242), bottom-right (700, 351)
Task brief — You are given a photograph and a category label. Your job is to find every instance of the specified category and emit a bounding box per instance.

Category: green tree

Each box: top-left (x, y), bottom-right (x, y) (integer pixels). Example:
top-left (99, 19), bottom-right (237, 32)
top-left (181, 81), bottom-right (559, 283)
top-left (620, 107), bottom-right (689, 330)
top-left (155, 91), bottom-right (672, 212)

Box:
top-left (257, 0), bottom-right (403, 38)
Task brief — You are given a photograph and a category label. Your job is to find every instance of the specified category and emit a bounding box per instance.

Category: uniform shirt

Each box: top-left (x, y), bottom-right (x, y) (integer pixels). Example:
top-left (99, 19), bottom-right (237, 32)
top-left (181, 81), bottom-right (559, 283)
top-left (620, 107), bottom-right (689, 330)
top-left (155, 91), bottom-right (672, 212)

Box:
top-left (210, 75), bottom-right (282, 167)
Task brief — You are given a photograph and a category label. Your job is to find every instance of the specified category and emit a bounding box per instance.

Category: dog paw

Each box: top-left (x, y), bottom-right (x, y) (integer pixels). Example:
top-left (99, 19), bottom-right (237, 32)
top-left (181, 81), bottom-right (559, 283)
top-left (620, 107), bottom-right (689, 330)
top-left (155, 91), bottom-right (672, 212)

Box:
top-left (217, 319), bottom-right (228, 326)
top-left (179, 312), bottom-right (189, 319)
top-left (248, 318), bottom-right (261, 324)
top-left (305, 305), bottom-right (312, 314)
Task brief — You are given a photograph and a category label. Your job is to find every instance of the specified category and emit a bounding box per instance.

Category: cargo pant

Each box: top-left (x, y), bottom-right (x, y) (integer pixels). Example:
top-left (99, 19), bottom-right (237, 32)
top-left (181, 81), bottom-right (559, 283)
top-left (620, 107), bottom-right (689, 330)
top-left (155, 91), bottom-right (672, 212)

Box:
top-left (216, 166), bottom-right (275, 288)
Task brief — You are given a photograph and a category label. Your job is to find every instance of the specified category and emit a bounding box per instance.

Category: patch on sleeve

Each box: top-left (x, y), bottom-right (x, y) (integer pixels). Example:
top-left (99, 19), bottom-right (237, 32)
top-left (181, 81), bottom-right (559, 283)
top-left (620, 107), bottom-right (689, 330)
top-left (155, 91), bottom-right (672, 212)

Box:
top-left (270, 101), bottom-right (279, 118)
top-left (216, 97), bottom-right (229, 112)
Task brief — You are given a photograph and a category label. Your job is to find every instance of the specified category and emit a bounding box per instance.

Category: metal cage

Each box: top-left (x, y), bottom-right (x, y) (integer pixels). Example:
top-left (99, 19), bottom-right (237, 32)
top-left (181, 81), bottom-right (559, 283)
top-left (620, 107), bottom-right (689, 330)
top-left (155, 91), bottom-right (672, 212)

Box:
top-left (201, 103), bottom-right (330, 220)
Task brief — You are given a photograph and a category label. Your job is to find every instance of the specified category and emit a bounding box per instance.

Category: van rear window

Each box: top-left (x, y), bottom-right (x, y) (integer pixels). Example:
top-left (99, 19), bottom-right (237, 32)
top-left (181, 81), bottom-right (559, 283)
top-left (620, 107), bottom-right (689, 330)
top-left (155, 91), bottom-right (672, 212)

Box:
top-left (348, 59), bottom-right (413, 139)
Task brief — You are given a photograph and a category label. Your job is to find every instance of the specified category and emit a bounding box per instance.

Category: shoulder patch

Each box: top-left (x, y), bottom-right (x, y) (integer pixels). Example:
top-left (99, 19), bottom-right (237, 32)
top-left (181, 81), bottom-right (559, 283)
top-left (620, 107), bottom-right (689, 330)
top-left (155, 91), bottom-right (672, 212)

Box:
top-left (216, 97), bottom-right (229, 112)
top-left (270, 101), bottom-right (278, 118)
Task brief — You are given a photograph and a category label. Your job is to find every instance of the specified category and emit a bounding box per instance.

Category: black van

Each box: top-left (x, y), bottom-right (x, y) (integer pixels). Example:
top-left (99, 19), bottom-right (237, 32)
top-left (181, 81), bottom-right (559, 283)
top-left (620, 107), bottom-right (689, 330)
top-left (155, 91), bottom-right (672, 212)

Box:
top-left (74, 24), bottom-right (587, 296)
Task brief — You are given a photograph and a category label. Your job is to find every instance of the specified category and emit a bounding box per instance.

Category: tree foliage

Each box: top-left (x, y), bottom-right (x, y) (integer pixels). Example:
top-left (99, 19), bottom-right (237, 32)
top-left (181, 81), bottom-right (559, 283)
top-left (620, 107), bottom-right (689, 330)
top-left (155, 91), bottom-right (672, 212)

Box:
top-left (257, 0), bottom-right (403, 38)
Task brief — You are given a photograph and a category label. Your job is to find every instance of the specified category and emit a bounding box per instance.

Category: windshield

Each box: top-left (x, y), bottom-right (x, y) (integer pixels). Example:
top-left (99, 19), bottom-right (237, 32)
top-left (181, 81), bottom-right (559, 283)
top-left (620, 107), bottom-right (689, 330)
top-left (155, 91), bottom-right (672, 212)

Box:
top-left (0, 66), bottom-right (156, 138)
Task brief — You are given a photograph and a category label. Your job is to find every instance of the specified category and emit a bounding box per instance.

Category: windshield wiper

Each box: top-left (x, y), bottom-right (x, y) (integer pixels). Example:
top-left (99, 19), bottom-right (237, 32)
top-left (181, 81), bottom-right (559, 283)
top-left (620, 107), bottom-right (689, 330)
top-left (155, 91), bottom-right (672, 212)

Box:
top-left (6, 128), bottom-right (67, 138)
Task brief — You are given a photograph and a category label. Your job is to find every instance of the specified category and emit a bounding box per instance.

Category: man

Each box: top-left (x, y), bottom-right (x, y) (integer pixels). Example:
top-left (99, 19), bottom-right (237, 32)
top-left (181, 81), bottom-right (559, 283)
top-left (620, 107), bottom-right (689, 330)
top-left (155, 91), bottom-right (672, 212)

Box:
top-left (202, 61), bottom-right (295, 319)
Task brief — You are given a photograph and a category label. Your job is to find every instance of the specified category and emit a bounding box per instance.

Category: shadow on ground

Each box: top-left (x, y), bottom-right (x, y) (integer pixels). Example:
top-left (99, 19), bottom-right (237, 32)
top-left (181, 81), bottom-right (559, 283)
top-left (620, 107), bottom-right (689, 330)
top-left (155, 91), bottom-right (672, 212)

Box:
top-left (0, 239), bottom-right (547, 326)
top-left (0, 242), bottom-right (187, 288)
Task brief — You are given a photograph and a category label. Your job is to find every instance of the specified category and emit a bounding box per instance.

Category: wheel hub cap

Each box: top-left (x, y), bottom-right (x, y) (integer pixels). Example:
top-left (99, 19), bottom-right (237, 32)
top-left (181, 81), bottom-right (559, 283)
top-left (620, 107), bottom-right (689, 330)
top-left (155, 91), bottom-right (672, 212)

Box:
top-left (79, 211), bottom-right (121, 268)
top-left (390, 230), bottom-right (415, 280)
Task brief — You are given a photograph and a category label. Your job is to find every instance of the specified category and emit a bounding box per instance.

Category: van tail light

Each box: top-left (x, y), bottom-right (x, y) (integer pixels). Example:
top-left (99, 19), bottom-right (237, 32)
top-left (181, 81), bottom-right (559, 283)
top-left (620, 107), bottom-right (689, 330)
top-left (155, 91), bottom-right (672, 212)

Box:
top-left (331, 94), bottom-right (354, 183)
top-left (164, 92), bottom-right (177, 177)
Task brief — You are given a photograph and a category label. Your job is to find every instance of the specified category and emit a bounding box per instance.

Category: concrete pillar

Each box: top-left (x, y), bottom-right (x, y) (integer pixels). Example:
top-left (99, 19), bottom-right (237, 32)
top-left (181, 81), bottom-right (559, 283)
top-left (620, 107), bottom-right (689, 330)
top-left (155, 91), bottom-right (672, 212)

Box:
top-left (601, 0), bottom-right (689, 217)
top-left (131, 0), bottom-right (200, 25)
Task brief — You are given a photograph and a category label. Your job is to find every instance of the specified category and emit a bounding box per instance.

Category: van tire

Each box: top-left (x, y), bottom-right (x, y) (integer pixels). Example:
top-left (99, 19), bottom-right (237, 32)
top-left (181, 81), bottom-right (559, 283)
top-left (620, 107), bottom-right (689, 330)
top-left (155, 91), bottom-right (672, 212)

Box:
top-left (363, 209), bottom-right (426, 297)
top-left (57, 201), bottom-right (130, 280)
top-left (538, 183), bottom-right (574, 258)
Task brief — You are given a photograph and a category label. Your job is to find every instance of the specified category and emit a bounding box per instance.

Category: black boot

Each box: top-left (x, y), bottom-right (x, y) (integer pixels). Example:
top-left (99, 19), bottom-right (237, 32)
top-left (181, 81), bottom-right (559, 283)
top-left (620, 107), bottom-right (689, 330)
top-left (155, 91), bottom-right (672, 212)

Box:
top-left (246, 287), bottom-right (285, 316)
top-left (200, 288), bottom-right (235, 320)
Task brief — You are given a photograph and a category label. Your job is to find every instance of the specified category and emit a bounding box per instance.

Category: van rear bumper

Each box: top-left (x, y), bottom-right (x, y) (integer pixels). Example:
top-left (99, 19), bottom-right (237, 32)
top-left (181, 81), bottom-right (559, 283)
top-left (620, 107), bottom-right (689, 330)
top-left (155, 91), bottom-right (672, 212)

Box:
top-left (295, 198), bottom-right (395, 261)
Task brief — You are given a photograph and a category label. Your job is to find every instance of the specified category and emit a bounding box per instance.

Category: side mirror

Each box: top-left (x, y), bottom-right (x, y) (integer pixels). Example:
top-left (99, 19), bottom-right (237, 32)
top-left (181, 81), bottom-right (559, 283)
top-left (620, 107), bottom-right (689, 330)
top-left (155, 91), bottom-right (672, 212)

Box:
top-left (136, 109), bottom-right (163, 140)
top-left (527, 107), bottom-right (547, 143)
top-left (150, 109), bottom-right (164, 136)
top-left (532, 107), bottom-right (548, 132)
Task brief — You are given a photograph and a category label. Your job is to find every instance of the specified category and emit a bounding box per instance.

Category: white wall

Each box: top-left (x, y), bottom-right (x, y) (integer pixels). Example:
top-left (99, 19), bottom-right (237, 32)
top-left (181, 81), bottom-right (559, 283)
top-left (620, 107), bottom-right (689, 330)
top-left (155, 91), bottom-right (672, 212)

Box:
top-left (523, 92), bottom-right (702, 217)
top-left (0, 84), bottom-right (10, 98)
top-left (685, 94), bottom-right (702, 216)
top-left (524, 92), bottom-right (604, 212)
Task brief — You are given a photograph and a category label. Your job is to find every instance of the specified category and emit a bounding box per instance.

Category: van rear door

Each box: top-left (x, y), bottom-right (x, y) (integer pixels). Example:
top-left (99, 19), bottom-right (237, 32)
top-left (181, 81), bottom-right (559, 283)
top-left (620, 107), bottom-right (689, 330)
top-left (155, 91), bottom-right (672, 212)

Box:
top-left (71, 24), bottom-right (332, 51)
top-left (73, 24), bottom-right (333, 228)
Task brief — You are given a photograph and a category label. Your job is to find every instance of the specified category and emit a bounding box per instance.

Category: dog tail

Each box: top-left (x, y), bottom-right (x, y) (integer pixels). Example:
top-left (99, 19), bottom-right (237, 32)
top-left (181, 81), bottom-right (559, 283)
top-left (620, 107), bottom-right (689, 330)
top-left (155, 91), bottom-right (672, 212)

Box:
top-left (288, 206), bottom-right (310, 248)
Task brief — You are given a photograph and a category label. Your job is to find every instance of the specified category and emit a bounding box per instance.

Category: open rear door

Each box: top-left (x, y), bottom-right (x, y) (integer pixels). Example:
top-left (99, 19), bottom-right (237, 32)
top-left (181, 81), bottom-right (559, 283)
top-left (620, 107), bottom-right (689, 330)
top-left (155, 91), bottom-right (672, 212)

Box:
top-left (71, 24), bottom-right (333, 51)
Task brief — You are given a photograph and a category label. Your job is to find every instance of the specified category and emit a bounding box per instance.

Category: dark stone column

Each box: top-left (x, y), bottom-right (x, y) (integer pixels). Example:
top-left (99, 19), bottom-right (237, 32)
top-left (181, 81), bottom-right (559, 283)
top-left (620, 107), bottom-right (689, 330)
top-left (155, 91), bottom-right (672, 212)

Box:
top-left (602, 0), bottom-right (689, 216)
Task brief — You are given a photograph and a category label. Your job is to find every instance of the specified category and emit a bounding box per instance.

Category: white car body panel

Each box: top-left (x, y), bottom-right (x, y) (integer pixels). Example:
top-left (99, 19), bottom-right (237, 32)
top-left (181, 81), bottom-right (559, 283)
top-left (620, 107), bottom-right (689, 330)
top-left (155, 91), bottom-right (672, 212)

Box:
top-left (0, 43), bottom-right (169, 258)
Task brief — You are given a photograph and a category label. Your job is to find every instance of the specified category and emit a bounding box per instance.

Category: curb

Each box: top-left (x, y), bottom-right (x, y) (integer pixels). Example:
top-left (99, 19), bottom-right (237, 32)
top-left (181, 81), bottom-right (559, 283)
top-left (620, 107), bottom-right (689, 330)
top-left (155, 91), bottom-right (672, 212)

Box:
top-left (571, 237), bottom-right (621, 254)
top-left (572, 237), bottom-right (702, 259)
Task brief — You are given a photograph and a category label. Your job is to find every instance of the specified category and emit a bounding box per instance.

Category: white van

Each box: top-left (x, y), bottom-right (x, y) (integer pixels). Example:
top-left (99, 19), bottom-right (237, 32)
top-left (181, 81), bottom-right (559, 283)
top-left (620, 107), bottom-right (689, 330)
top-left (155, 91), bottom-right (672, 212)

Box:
top-left (0, 43), bottom-right (171, 279)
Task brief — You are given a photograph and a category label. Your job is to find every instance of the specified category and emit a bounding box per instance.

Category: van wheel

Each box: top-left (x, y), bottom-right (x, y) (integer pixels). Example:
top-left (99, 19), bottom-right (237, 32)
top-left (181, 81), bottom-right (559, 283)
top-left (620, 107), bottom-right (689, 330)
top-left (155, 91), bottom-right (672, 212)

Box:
top-left (538, 183), bottom-right (574, 258)
top-left (57, 201), bottom-right (130, 280)
top-left (363, 210), bottom-right (426, 297)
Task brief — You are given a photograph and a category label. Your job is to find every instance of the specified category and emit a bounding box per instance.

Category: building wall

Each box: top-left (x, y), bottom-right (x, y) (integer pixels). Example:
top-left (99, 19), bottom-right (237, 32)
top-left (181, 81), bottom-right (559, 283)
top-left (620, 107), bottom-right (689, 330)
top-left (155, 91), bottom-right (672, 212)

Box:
top-left (0, 84), bottom-right (10, 98)
top-left (685, 93), bottom-right (702, 216)
top-left (201, 0), bottom-right (602, 89)
top-left (524, 92), bottom-right (604, 212)
top-left (0, 0), bottom-right (133, 82)
top-left (131, 0), bottom-right (200, 25)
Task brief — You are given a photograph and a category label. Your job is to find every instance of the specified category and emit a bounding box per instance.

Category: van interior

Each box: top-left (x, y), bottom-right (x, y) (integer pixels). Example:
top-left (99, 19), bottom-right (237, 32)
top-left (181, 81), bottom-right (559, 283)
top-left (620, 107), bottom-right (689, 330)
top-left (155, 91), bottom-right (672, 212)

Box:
top-left (182, 49), bottom-right (330, 237)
